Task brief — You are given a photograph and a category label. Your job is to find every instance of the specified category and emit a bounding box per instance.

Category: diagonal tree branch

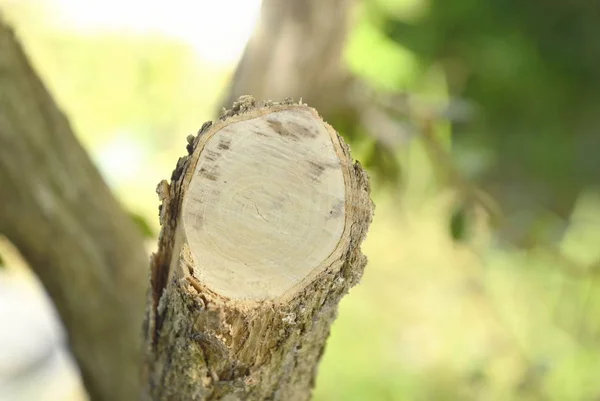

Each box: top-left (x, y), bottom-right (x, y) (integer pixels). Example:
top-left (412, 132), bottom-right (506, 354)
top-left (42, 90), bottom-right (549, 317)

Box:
top-left (0, 16), bottom-right (148, 401)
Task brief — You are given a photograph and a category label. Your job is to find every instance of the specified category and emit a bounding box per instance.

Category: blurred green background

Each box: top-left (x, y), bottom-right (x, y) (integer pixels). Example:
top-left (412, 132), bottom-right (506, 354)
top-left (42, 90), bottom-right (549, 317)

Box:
top-left (1, 0), bottom-right (600, 400)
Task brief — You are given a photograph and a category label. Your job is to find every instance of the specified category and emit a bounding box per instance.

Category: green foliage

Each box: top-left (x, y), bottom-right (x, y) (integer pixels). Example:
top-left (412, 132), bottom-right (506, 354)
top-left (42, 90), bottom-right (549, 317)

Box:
top-left (328, 5), bottom-right (600, 397)
top-left (129, 211), bottom-right (155, 239)
top-left (362, 141), bottom-right (403, 187)
top-left (378, 0), bottom-right (600, 245)
top-left (343, 0), bottom-right (600, 246)
top-left (449, 203), bottom-right (469, 242)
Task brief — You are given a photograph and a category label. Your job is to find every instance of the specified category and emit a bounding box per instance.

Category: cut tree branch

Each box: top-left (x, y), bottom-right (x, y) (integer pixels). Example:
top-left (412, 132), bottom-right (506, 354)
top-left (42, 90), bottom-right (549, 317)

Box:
top-left (144, 96), bottom-right (373, 401)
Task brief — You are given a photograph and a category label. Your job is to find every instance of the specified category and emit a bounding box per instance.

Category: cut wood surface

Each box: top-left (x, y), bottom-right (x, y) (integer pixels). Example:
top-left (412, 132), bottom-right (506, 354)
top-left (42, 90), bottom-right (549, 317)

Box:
top-left (145, 96), bottom-right (373, 401)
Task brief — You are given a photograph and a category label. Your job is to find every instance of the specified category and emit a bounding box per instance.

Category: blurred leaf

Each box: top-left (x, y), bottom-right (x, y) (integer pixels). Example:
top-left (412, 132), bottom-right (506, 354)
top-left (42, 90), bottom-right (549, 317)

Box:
top-left (362, 140), bottom-right (402, 186)
top-left (449, 203), bottom-right (470, 242)
top-left (382, 18), bottom-right (434, 58)
top-left (345, 12), bottom-right (420, 91)
top-left (129, 211), bottom-right (155, 239)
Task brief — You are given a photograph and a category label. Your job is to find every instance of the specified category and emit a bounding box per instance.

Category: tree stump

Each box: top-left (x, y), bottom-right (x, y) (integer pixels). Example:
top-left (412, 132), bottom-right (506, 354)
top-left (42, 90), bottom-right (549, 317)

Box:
top-left (144, 96), bottom-right (373, 401)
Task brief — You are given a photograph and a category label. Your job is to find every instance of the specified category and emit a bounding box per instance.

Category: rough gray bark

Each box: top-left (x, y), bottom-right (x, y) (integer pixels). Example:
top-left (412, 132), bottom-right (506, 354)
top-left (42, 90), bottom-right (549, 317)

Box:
top-left (0, 17), bottom-right (148, 401)
top-left (144, 97), bottom-right (373, 401)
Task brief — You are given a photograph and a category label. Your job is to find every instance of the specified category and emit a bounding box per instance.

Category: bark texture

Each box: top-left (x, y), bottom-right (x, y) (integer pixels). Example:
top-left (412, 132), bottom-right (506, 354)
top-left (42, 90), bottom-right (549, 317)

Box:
top-left (145, 97), bottom-right (373, 401)
top-left (0, 17), bottom-right (148, 401)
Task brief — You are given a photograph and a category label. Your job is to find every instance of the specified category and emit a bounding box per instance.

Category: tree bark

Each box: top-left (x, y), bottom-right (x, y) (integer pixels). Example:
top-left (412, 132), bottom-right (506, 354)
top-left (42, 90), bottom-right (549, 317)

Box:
top-left (144, 96), bottom-right (373, 400)
top-left (0, 17), bottom-right (148, 401)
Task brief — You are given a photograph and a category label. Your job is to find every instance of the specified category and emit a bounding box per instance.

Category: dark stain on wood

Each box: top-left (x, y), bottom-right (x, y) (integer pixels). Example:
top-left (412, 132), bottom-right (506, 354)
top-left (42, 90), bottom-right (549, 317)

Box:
top-left (199, 166), bottom-right (218, 181)
top-left (253, 129), bottom-right (268, 137)
top-left (328, 200), bottom-right (344, 219)
top-left (204, 149), bottom-right (220, 162)
top-left (193, 213), bottom-right (204, 229)
top-left (288, 121), bottom-right (317, 138)
top-left (267, 119), bottom-right (299, 141)
top-left (307, 160), bottom-right (326, 179)
top-left (218, 139), bottom-right (231, 150)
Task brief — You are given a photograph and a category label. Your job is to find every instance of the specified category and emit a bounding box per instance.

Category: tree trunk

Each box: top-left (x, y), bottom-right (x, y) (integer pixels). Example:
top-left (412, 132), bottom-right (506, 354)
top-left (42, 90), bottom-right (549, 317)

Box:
top-left (223, 0), bottom-right (356, 117)
top-left (0, 17), bottom-right (148, 401)
top-left (144, 96), bottom-right (373, 400)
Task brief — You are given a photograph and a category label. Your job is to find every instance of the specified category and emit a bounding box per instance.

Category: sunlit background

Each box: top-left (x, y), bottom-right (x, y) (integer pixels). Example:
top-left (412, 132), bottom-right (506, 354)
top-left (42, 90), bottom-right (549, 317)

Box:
top-left (2, 0), bottom-right (600, 400)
